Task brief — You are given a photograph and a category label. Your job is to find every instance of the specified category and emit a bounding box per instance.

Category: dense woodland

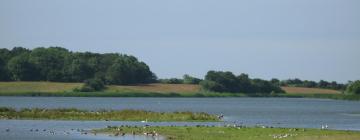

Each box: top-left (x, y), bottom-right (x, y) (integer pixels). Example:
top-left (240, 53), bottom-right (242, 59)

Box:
top-left (1, 47), bottom-right (359, 94)
top-left (0, 47), bottom-right (156, 85)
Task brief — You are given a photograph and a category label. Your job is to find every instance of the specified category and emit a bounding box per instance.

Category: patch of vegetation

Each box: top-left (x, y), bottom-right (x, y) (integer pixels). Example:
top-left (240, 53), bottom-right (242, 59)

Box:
top-left (74, 78), bottom-right (105, 92)
top-left (0, 107), bottom-right (219, 122)
top-left (94, 126), bottom-right (360, 140)
top-left (280, 78), bottom-right (347, 91)
top-left (346, 80), bottom-right (360, 95)
top-left (200, 71), bottom-right (284, 94)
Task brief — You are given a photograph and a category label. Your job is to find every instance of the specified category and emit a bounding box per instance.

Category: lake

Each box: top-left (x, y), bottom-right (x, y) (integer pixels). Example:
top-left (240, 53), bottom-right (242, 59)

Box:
top-left (0, 97), bottom-right (359, 140)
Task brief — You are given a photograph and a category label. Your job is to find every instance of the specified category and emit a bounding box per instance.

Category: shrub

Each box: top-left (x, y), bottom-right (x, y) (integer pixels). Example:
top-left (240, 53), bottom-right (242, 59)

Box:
top-left (346, 80), bottom-right (360, 95)
top-left (76, 78), bottom-right (105, 92)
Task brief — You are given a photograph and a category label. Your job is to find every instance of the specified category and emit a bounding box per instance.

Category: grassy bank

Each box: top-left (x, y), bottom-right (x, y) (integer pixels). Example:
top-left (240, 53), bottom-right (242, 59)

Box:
top-left (95, 126), bottom-right (360, 140)
top-left (1, 91), bottom-right (359, 100)
top-left (0, 82), bottom-right (359, 100)
top-left (0, 107), bottom-right (219, 122)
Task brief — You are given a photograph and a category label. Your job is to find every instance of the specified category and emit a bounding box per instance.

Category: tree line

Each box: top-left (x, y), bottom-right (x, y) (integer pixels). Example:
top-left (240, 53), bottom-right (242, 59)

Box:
top-left (276, 78), bottom-right (347, 90)
top-left (0, 47), bottom-right (156, 86)
top-left (200, 71), bottom-right (284, 94)
top-left (1, 47), bottom-right (359, 94)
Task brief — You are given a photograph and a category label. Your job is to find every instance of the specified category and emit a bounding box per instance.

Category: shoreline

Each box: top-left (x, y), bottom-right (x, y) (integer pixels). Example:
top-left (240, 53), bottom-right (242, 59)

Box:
top-left (0, 91), bottom-right (359, 101)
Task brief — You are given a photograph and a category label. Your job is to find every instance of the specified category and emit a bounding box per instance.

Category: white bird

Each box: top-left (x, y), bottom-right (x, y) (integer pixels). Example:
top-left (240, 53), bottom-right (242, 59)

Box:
top-left (141, 119), bottom-right (148, 123)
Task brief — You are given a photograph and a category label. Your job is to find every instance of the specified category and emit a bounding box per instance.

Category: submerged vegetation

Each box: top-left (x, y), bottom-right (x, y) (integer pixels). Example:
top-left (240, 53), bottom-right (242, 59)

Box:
top-left (0, 107), bottom-right (219, 121)
top-left (95, 126), bottom-right (360, 140)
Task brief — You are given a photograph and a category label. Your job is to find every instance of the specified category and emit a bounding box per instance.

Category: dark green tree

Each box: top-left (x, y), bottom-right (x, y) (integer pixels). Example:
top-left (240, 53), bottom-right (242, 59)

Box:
top-left (7, 54), bottom-right (39, 81)
top-left (29, 47), bottom-right (69, 81)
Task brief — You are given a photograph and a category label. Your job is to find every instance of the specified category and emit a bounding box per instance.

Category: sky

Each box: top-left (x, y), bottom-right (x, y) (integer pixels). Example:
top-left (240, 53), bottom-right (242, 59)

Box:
top-left (0, 0), bottom-right (359, 83)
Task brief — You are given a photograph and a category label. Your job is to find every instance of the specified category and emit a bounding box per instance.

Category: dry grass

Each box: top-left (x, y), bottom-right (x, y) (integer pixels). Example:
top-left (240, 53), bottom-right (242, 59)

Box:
top-left (0, 81), bottom-right (83, 93)
top-left (107, 83), bottom-right (200, 93)
top-left (282, 87), bottom-right (341, 94)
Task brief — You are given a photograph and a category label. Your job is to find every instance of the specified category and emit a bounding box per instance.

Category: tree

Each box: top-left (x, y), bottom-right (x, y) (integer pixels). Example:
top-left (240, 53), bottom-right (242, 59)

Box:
top-left (159, 78), bottom-right (184, 84)
top-left (183, 74), bottom-right (202, 84)
top-left (105, 55), bottom-right (155, 85)
top-left (29, 47), bottom-right (68, 81)
top-left (346, 80), bottom-right (360, 95)
top-left (204, 71), bottom-right (239, 92)
top-left (200, 80), bottom-right (225, 92)
top-left (270, 78), bottom-right (280, 86)
top-left (2, 47), bottom-right (156, 84)
top-left (7, 54), bottom-right (39, 81)
top-left (77, 78), bottom-right (105, 92)
top-left (201, 71), bottom-right (284, 94)
top-left (237, 74), bottom-right (253, 93)
top-left (0, 57), bottom-right (10, 81)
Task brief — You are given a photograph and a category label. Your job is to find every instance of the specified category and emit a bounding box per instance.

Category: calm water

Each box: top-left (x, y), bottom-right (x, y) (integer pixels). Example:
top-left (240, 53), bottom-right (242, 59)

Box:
top-left (0, 97), bottom-right (360, 140)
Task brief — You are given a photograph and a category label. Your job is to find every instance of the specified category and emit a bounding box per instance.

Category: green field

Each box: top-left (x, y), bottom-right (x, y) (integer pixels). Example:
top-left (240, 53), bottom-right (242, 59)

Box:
top-left (0, 107), bottom-right (218, 122)
top-left (95, 126), bottom-right (360, 140)
top-left (0, 82), bottom-right (358, 100)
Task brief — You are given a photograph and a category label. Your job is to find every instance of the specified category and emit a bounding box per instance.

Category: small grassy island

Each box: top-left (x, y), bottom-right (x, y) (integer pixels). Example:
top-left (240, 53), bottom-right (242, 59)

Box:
top-left (95, 126), bottom-right (360, 140)
top-left (0, 107), bottom-right (219, 122)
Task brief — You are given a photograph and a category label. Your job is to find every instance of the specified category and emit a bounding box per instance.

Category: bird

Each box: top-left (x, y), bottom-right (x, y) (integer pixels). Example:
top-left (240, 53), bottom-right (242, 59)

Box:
top-left (5, 128), bottom-right (10, 132)
top-left (141, 119), bottom-right (148, 123)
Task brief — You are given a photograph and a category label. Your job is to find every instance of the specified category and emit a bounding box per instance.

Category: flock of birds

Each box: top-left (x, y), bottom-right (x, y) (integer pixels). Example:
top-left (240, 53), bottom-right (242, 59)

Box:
top-left (2, 123), bottom-right (330, 139)
top-left (2, 127), bottom-right (89, 136)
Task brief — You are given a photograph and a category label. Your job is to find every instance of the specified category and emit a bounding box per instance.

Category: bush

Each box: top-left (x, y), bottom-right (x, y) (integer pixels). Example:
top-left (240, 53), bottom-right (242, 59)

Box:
top-left (76, 78), bottom-right (105, 92)
top-left (159, 78), bottom-right (184, 84)
top-left (200, 80), bottom-right (224, 92)
top-left (346, 80), bottom-right (360, 95)
top-left (183, 74), bottom-right (202, 84)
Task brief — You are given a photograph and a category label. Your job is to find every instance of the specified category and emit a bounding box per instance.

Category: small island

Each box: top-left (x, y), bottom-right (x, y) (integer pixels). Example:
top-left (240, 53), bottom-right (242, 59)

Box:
top-left (94, 125), bottom-right (360, 140)
top-left (0, 107), bottom-right (219, 122)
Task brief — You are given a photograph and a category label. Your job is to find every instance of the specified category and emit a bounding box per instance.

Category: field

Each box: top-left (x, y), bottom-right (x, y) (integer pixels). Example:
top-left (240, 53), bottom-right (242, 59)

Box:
top-left (1, 82), bottom-right (358, 100)
top-left (0, 81), bottom-right (342, 94)
top-left (95, 126), bottom-right (360, 140)
top-left (0, 82), bottom-right (82, 93)
top-left (0, 107), bottom-right (218, 122)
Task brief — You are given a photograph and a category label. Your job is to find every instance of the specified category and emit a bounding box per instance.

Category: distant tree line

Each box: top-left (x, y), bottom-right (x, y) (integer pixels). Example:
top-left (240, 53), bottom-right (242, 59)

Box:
top-left (1, 47), bottom-right (358, 94)
top-left (0, 47), bottom-right (156, 86)
top-left (158, 74), bottom-right (202, 84)
top-left (199, 71), bottom-right (284, 94)
top-left (278, 78), bottom-right (347, 90)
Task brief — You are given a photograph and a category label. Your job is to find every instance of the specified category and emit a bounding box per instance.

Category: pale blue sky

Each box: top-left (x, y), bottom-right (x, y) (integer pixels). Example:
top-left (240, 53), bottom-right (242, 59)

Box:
top-left (0, 0), bottom-right (359, 82)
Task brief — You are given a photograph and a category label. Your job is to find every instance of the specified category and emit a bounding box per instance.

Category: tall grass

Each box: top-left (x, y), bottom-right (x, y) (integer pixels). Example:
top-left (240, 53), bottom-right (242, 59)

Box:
top-left (0, 107), bottom-right (219, 122)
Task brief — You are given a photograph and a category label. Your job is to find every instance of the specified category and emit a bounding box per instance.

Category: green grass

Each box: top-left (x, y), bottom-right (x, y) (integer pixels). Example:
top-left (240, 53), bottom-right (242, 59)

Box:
top-left (0, 107), bottom-right (219, 122)
top-left (94, 126), bottom-right (360, 140)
